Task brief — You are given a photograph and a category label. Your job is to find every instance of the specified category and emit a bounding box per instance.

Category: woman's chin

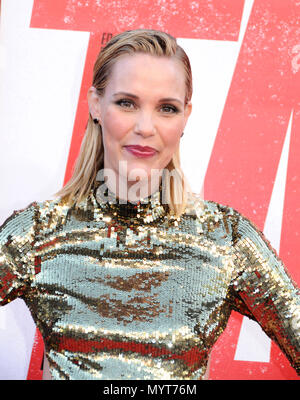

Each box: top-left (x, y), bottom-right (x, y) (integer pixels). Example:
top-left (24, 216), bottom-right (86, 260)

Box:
top-left (119, 162), bottom-right (158, 181)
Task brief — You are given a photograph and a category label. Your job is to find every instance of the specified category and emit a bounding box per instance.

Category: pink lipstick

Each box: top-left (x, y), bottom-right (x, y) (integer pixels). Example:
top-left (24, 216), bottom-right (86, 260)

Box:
top-left (125, 145), bottom-right (157, 158)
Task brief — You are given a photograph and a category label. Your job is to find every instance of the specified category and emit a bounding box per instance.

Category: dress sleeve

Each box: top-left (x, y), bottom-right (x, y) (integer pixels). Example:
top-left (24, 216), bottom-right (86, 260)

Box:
top-left (0, 202), bottom-right (38, 306)
top-left (227, 209), bottom-right (300, 375)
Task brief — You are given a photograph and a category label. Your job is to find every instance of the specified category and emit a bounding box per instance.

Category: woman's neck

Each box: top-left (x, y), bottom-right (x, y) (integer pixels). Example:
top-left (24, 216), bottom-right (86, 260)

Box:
top-left (105, 176), bottom-right (162, 204)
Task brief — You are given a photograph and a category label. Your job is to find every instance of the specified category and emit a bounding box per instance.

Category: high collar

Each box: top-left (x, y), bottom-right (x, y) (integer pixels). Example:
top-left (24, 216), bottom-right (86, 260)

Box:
top-left (89, 179), bottom-right (169, 225)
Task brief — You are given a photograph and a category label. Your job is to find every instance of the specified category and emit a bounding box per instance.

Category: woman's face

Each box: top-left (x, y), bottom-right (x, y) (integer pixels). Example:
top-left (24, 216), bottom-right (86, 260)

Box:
top-left (88, 52), bottom-right (192, 196)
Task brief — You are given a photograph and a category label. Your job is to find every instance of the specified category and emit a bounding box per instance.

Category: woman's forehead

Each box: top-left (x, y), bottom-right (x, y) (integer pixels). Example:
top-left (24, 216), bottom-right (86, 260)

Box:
top-left (111, 52), bottom-right (184, 74)
top-left (106, 53), bottom-right (186, 96)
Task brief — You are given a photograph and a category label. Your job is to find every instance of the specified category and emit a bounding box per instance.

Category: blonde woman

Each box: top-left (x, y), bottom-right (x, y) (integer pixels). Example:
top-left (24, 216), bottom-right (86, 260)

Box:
top-left (0, 29), bottom-right (299, 380)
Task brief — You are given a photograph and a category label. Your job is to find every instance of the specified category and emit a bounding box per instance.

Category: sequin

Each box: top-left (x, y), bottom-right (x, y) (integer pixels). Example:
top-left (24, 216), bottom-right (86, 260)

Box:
top-left (0, 179), bottom-right (299, 379)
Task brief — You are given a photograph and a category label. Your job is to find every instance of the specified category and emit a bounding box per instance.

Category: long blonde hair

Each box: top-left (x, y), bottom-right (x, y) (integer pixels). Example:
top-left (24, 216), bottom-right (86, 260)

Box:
top-left (55, 29), bottom-right (195, 217)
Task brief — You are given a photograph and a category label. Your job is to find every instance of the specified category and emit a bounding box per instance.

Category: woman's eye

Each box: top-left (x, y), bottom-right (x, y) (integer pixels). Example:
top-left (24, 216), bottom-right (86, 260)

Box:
top-left (115, 100), bottom-right (178, 114)
top-left (161, 105), bottom-right (178, 113)
top-left (116, 99), bottom-right (135, 109)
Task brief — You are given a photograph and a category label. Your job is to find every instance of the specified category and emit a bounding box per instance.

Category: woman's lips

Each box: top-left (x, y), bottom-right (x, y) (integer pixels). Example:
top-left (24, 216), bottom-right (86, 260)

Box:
top-left (124, 145), bottom-right (157, 158)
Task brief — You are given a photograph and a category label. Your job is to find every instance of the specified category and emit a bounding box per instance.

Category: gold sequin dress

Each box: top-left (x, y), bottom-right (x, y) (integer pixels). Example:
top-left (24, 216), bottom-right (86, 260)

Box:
top-left (0, 180), bottom-right (299, 379)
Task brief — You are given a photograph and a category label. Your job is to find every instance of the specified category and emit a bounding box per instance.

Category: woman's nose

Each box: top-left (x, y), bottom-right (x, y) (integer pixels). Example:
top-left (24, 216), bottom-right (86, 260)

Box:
top-left (135, 110), bottom-right (156, 136)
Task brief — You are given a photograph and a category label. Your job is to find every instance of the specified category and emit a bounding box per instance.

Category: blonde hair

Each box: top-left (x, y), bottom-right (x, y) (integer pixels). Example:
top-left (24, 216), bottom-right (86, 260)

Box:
top-left (54, 29), bottom-right (195, 217)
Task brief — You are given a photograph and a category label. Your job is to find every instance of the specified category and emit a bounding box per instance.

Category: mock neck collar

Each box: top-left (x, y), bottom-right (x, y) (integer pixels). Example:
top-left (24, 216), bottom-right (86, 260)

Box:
top-left (90, 179), bottom-right (169, 225)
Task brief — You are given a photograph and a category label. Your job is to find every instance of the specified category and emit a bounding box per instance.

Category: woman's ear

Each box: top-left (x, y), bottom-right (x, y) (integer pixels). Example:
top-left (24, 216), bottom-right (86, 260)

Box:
top-left (185, 101), bottom-right (192, 117)
top-left (183, 101), bottom-right (192, 126)
top-left (87, 86), bottom-right (101, 121)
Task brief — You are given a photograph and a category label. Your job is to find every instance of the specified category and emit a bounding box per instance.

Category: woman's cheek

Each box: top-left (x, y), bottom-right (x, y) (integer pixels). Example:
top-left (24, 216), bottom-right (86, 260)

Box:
top-left (161, 127), bottom-right (181, 147)
top-left (103, 109), bottom-right (130, 140)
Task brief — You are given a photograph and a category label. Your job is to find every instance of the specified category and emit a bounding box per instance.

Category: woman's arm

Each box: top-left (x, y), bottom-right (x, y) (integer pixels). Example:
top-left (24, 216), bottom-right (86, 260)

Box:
top-left (0, 203), bottom-right (37, 305)
top-left (228, 210), bottom-right (300, 375)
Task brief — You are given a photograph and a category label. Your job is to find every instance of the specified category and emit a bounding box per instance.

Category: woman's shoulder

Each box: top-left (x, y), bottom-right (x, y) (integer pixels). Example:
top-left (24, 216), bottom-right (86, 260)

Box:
top-left (186, 194), bottom-right (278, 259)
top-left (184, 192), bottom-right (255, 242)
top-left (185, 191), bottom-right (239, 222)
top-left (0, 200), bottom-right (39, 240)
top-left (0, 195), bottom-right (72, 242)
top-left (185, 192), bottom-right (240, 243)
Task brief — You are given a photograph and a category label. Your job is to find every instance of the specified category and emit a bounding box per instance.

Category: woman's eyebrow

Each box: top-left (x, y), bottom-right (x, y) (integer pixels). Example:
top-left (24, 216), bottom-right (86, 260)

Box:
top-left (112, 91), bottom-right (183, 105)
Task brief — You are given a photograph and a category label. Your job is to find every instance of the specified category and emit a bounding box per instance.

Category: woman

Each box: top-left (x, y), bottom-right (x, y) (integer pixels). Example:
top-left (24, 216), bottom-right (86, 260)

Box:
top-left (0, 29), bottom-right (299, 380)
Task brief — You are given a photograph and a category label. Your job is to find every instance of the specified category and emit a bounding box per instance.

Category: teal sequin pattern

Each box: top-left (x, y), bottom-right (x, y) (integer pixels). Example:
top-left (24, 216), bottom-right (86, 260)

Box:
top-left (0, 181), bottom-right (299, 379)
